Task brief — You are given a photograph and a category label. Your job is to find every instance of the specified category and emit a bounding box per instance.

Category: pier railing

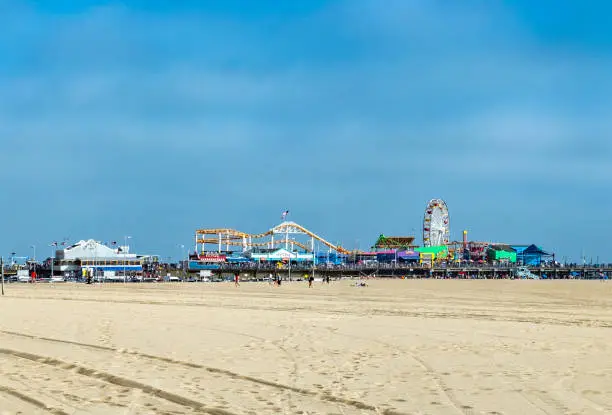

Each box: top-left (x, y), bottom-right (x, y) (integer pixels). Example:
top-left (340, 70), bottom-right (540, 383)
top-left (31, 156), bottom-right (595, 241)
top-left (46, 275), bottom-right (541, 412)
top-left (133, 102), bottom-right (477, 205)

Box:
top-left (207, 262), bottom-right (612, 279)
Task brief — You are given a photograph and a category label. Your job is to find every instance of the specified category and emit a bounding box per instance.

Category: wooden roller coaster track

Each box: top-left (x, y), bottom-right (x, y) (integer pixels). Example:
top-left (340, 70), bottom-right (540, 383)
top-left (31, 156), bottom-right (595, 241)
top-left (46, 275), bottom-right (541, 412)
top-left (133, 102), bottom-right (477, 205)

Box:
top-left (195, 221), bottom-right (350, 254)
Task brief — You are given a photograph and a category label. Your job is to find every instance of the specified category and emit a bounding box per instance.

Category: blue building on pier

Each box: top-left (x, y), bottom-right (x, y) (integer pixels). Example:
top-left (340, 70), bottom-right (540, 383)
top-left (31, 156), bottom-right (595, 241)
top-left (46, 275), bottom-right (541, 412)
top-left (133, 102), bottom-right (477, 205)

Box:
top-left (511, 244), bottom-right (553, 266)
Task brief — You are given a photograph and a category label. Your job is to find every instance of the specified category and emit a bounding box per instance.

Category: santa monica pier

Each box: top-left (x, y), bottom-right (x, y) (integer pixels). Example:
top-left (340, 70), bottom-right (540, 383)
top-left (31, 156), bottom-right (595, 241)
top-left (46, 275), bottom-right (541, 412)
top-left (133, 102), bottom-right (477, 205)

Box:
top-left (2, 199), bottom-right (611, 283)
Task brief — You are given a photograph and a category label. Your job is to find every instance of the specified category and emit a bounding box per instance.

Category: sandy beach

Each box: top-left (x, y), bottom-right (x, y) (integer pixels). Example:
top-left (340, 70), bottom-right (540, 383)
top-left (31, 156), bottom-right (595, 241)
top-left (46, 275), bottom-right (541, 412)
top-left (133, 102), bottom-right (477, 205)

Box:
top-left (0, 279), bottom-right (610, 414)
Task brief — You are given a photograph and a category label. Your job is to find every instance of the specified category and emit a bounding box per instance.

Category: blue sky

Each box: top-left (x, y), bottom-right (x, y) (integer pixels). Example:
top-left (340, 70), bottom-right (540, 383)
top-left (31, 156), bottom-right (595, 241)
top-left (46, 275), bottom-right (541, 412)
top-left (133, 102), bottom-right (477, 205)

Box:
top-left (1, 0), bottom-right (610, 262)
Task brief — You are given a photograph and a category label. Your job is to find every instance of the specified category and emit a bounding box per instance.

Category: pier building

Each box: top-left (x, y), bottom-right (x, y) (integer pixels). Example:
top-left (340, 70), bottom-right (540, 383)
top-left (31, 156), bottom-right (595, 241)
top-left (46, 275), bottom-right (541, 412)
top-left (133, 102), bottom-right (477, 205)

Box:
top-left (487, 245), bottom-right (517, 263)
top-left (372, 235), bottom-right (418, 251)
top-left (246, 248), bottom-right (314, 263)
top-left (55, 239), bottom-right (146, 279)
top-left (511, 244), bottom-right (553, 266)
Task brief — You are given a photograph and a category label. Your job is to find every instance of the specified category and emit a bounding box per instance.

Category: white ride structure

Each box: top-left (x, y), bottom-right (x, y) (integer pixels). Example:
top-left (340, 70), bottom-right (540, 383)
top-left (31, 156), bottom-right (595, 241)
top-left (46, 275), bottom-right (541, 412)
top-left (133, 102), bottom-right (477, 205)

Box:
top-left (423, 199), bottom-right (450, 247)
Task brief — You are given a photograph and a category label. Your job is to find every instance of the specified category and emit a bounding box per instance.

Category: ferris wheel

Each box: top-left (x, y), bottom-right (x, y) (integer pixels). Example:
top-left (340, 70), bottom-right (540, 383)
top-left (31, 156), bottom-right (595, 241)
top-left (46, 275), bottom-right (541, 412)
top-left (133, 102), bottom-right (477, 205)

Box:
top-left (423, 199), bottom-right (450, 247)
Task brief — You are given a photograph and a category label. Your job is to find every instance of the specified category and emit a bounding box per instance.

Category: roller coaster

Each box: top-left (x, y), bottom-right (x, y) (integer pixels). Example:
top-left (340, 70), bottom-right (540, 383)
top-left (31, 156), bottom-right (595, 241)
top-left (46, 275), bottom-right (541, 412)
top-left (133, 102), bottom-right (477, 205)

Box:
top-left (195, 221), bottom-right (351, 255)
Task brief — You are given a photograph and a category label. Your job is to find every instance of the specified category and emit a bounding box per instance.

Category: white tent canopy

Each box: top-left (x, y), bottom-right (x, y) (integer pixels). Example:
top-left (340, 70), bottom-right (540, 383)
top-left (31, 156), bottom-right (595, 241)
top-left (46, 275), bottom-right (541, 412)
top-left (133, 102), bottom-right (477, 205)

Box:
top-left (59, 239), bottom-right (136, 260)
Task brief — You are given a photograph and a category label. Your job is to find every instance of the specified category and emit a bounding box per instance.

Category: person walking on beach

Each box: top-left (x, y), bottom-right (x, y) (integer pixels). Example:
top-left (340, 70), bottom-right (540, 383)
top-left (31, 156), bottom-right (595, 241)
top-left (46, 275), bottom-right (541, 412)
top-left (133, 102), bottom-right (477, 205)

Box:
top-left (234, 272), bottom-right (240, 287)
top-left (308, 275), bottom-right (314, 288)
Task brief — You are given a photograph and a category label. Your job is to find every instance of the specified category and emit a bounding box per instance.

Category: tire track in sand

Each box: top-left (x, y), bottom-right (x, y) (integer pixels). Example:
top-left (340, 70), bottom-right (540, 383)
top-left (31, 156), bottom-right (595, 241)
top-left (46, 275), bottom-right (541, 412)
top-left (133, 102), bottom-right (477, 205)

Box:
top-left (0, 329), bottom-right (389, 414)
top-left (0, 347), bottom-right (236, 415)
top-left (0, 385), bottom-right (69, 415)
top-left (322, 327), bottom-right (470, 415)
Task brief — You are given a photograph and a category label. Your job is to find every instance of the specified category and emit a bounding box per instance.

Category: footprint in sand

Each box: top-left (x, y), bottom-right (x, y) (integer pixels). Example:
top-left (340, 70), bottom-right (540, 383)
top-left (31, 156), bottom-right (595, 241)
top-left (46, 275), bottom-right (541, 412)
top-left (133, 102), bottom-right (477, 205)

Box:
top-left (97, 319), bottom-right (114, 346)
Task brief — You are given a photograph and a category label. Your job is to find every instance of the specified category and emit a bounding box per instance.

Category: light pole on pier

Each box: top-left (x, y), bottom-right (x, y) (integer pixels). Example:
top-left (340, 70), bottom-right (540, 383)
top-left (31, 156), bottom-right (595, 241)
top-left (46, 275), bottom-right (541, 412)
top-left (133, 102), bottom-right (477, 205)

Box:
top-left (177, 244), bottom-right (185, 270)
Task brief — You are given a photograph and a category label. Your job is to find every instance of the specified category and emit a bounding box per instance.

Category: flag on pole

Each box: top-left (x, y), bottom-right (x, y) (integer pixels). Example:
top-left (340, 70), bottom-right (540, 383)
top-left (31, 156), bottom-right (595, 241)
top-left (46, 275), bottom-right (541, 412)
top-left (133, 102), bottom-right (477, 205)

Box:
top-left (281, 210), bottom-right (289, 220)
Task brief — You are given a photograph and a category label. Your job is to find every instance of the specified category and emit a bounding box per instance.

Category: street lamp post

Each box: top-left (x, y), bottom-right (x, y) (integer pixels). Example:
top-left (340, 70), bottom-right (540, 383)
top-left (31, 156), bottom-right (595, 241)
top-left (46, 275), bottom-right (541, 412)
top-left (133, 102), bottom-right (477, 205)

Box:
top-left (1, 256), bottom-right (5, 296)
top-left (49, 241), bottom-right (58, 279)
top-left (311, 237), bottom-right (315, 284)
top-left (124, 236), bottom-right (132, 283)
top-left (177, 244), bottom-right (185, 272)
top-left (87, 241), bottom-right (96, 284)
top-left (29, 245), bottom-right (36, 281)
top-left (288, 253), bottom-right (292, 282)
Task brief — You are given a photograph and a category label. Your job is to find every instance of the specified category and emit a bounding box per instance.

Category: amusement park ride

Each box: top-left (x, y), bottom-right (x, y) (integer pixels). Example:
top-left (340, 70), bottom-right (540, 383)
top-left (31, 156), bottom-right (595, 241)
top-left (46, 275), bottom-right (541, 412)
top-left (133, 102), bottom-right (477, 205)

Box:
top-left (423, 199), bottom-right (450, 247)
top-left (195, 221), bottom-right (351, 257)
top-left (420, 199), bottom-right (493, 262)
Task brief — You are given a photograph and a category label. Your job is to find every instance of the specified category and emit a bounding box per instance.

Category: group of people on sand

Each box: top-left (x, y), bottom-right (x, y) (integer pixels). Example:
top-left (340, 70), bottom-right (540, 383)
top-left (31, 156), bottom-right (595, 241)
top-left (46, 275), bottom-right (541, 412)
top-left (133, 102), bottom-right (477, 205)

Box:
top-left (308, 275), bottom-right (331, 287)
top-left (266, 273), bottom-right (282, 286)
top-left (235, 272), bottom-right (282, 287)
top-left (233, 272), bottom-right (335, 288)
